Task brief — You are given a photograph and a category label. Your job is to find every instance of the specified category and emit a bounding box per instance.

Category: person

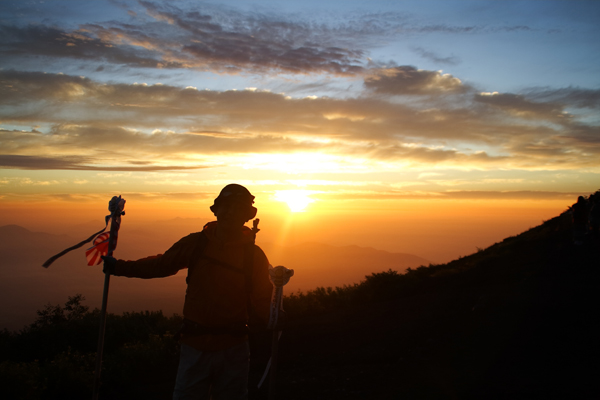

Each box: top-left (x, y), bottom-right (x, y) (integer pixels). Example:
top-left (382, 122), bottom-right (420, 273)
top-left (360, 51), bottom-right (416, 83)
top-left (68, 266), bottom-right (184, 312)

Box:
top-left (102, 184), bottom-right (275, 400)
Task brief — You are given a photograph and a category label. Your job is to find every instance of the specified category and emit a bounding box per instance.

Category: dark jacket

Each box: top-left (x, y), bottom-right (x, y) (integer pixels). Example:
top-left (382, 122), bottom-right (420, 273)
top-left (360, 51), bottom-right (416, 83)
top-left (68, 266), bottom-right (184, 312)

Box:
top-left (114, 221), bottom-right (273, 351)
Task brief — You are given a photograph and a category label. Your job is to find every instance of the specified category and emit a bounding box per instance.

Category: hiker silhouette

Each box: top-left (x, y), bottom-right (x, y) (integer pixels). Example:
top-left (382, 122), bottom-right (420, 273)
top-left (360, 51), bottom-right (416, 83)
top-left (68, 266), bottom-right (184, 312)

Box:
top-left (102, 184), bottom-right (278, 400)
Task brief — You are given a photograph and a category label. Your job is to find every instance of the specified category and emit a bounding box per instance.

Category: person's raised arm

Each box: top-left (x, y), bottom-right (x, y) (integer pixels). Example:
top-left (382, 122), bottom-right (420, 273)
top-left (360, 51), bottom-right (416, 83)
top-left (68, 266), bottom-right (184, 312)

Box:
top-left (104, 232), bottom-right (203, 279)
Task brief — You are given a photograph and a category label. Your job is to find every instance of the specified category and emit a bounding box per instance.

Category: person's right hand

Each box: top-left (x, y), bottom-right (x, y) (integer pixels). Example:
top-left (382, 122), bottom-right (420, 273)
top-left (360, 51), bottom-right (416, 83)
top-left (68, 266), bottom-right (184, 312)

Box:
top-left (101, 255), bottom-right (116, 275)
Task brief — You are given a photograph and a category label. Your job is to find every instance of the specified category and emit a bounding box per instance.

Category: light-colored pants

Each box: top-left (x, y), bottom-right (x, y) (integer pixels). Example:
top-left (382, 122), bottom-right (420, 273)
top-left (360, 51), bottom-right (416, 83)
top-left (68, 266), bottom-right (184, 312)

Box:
top-left (173, 341), bottom-right (250, 400)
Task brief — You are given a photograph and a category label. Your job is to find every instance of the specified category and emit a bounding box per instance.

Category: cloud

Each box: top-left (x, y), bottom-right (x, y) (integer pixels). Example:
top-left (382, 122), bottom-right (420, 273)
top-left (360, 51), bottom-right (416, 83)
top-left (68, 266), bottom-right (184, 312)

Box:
top-left (525, 87), bottom-right (600, 110)
top-left (475, 92), bottom-right (566, 120)
top-left (1, 70), bottom-right (599, 173)
top-left (0, 3), bottom-right (369, 76)
top-left (411, 47), bottom-right (460, 65)
top-left (0, 154), bottom-right (213, 171)
top-left (314, 189), bottom-right (579, 201)
top-left (0, 24), bottom-right (181, 69)
top-left (0, 2), bottom-right (551, 80)
top-left (0, 188), bottom-right (581, 204)
top-left (0, 190), bottom-right (218, 204)
top-left (364, 66), bottom-right (468, 95)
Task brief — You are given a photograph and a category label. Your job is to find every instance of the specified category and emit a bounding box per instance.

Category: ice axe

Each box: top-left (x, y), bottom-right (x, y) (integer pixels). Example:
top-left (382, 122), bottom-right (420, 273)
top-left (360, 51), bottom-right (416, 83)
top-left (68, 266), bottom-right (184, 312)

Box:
top-left (258, 265), bottom-right (294, 399)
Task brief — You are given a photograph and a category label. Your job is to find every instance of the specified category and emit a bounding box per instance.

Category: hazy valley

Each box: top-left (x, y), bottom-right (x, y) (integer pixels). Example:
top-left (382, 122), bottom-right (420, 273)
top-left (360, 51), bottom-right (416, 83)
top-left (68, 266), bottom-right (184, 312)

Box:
top-left (0, 223), bottom-right (429, 331)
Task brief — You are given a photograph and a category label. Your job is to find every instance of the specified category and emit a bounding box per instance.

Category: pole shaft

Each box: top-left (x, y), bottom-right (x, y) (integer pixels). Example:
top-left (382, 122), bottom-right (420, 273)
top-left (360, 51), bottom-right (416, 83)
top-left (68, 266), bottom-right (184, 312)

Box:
top-left (268, 330), bottom-right (280, 400)
top-left (268, 285), bottom-right (283, 400)
top-left (92, 271), bottom-right (111, 400)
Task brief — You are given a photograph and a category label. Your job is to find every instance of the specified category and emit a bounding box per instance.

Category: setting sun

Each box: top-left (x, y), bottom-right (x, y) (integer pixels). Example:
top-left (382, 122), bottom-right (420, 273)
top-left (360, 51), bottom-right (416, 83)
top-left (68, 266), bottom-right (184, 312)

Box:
top-left (274, 190), bottom-right (316, 212)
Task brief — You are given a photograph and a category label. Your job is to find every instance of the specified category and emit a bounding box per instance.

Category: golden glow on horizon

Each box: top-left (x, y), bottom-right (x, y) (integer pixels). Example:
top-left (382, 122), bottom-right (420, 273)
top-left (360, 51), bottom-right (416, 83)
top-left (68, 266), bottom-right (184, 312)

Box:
top-left (274, 190), bottom-right (315, 212)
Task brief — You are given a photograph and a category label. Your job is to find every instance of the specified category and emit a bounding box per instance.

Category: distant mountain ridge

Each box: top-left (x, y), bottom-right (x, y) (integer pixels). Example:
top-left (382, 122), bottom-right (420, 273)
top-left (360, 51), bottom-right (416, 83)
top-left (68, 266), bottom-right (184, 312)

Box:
top-left (0, 224), bottom-right (72, 268)
top-left (0, 224), bottom-right (70, 242)
top-left (0, 224), bottom-right (430, 330)
top-left (261, 241), bottom-right (430, 292)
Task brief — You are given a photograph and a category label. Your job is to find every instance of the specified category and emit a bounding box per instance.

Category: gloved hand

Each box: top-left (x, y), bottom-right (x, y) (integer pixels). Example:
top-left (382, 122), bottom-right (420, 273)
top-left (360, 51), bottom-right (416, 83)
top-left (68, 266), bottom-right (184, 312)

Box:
top-left (101, 255), bottom-right (117, 275)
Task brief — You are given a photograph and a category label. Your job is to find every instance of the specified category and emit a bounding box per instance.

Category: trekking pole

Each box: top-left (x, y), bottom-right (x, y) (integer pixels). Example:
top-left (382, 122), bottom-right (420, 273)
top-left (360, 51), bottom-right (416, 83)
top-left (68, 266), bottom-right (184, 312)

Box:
top-left (268, 318), bottom-right (282, 400)
top-left (260, 265), bottom-right (294, 400)
top-left (92, 196), bottom-right (125, 400)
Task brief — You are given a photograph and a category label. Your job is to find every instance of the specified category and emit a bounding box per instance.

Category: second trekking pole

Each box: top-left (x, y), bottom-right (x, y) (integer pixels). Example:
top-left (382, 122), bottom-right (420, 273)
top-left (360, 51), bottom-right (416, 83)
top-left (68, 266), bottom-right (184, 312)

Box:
top-left (265, 265), bottom-right (294, 400)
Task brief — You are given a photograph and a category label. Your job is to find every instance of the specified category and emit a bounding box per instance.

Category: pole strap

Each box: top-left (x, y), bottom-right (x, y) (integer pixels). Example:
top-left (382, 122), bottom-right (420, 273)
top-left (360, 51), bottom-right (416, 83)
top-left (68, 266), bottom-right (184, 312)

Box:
top-left (42, 222), bottom-right (110, 268)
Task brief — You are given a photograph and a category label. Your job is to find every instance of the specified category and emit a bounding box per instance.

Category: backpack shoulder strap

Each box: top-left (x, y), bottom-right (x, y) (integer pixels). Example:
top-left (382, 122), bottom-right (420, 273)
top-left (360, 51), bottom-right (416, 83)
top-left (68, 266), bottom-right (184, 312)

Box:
top-left (186, 231), bottom-right (209, 284)
top-left (243, 243), bottom-right (255, 311)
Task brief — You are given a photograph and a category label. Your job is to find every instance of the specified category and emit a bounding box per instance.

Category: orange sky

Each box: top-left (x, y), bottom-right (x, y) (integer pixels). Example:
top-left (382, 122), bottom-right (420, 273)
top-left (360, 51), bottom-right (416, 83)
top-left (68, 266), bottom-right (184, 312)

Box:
top-left (0, 195), bottom-right (571, 263)
top-left (1, 0), bottom-right (599, 269)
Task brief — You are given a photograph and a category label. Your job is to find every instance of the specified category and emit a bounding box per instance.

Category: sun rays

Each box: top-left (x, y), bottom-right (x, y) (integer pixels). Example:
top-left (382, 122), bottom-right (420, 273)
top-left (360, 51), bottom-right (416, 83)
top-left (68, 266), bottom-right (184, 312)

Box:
top-left (274, 190), bottom-right (316, 212)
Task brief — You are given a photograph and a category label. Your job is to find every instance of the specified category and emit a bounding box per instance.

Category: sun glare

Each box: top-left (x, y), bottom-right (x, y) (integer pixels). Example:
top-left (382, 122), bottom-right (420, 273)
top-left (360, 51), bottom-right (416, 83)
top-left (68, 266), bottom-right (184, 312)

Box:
top-left (274, 190), bottom-right (315, 212)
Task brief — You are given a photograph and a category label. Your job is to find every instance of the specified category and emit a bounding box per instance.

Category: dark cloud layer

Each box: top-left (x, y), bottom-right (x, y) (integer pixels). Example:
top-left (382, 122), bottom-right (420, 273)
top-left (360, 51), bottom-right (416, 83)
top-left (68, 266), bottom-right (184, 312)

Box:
top-left (0, 154), bottom-right (211, 171)
top-left (364, 66), bottom-right (468, 95)
top-left (0, 24), bottom-right (181, 69)
top-left (0, 1), bottom-right (541, 77)
top-left (0, 3), bottom-right (367, 76)
top-left (475, 93), bottom-right (565, 120)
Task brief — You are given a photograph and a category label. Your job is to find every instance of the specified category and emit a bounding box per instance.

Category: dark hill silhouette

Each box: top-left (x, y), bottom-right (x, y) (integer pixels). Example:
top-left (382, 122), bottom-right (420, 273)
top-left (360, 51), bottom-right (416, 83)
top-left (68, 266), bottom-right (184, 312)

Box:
top-left (1, 204), bottom-right (598, 399)
top-left (269, 209), bottom-right (600, 399)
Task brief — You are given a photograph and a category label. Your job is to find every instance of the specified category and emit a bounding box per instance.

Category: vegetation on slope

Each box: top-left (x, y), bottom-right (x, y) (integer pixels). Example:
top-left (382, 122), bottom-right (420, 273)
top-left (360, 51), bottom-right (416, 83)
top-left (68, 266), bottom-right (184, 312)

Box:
top-left (276, 209), bottom-right (599, 399)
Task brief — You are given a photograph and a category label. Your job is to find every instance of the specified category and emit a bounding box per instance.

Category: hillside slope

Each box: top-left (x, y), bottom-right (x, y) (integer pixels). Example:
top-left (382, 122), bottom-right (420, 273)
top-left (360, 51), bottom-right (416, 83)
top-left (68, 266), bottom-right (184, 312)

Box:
top-left (266, 211), bottom-right (600, 399)
top-left (260, 242), bottom-right (430, 292)
top-left (1, 209), bottom-right (598, 399)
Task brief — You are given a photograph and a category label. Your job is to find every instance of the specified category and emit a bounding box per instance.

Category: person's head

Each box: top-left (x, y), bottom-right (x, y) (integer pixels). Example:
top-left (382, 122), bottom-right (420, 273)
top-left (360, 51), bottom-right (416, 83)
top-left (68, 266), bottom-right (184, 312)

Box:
top-left (210, 184), bottom-right (257, 226)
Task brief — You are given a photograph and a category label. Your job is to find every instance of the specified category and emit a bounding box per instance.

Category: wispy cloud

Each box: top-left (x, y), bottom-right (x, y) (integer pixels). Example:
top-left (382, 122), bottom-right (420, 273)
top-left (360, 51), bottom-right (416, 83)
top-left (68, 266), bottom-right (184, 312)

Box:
top-left (0, 2), bottom-right (369, 76)
top-left (315, 189), bottom-right (579, 201)
top-left (0, 2), bottom-right (546, 77)
top-left (411, 47), bottom-right (460, 65)
top-left (0, 154), bottom-right (213, 171)
top-left (364, 66), bottom-right (468, 95)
